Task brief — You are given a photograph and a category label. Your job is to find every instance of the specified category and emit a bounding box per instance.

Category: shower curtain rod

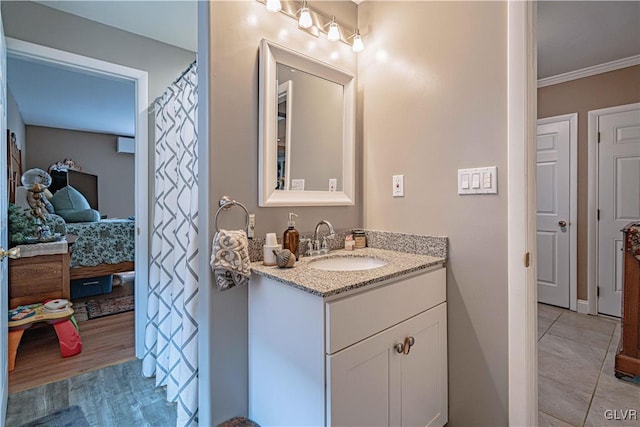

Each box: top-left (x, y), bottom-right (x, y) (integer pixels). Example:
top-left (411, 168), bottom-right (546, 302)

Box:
top-left (153, 60), bottom-right (197, 105)
top-left (173, 60), bottom-right (197, 86)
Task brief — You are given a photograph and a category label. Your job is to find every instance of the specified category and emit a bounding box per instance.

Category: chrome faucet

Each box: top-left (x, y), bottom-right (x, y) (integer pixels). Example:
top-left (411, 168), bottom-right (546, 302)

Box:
top-left (313, 220), bottom-right (335, 254)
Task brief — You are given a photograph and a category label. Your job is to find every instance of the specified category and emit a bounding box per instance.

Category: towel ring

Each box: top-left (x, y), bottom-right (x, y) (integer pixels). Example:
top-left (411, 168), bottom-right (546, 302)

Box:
top-left (214, 196), bottom-right (250, 233)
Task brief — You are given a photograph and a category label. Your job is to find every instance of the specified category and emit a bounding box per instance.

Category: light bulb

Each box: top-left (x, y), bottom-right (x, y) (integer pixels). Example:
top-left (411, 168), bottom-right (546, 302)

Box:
top-left (327, 21), bottom-right (340, 42)
top-left (352, 31), bottom-right (364, 53)
top-left (299, 7), bottom-right (312, 28)
top-left (266, 0), bottom-right (281, 13)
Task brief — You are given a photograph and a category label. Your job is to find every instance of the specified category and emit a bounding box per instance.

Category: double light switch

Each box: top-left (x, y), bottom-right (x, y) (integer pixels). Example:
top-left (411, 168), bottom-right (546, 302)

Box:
top-left (458, 166), bottom-right (497, 195)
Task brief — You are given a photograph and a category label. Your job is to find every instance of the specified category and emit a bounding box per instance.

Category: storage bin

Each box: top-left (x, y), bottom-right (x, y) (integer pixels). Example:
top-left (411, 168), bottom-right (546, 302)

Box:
top-left (71, 274), bottom-right (113, 299)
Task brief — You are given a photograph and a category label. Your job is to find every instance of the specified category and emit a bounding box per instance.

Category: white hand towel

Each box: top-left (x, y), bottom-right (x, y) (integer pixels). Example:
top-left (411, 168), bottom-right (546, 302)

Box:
top-left (210, 229), bottom-right (251, 291)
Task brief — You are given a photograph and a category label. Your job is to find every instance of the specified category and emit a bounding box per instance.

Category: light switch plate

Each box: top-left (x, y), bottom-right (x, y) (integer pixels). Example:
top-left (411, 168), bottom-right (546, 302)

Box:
top-left (393, 175), bottom-right (404, 197)
top-left (458, 167), bottom-right (497, 195)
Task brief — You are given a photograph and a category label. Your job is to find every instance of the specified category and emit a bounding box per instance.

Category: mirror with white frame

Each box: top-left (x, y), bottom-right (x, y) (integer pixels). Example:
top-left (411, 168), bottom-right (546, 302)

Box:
top-left (259, 39), bottom-right (355, 206)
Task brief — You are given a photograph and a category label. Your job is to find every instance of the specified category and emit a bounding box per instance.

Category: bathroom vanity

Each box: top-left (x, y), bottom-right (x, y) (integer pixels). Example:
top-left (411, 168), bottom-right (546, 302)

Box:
top-left (249, 248), bottom-right (448, 427)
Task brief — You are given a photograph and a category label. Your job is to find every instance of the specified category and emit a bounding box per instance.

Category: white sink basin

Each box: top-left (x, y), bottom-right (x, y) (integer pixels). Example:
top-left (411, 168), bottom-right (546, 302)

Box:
top-left (308, 256), bottom-right (388, 272)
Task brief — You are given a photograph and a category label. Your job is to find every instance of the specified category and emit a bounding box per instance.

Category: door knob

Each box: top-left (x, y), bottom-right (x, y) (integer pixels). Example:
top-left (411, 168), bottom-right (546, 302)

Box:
top-left (558, 220), bottom-right (567, 227)
top-left (394, 342), bottom-right (405, 354)
top-left (0, 246), bottom-right (20, 260)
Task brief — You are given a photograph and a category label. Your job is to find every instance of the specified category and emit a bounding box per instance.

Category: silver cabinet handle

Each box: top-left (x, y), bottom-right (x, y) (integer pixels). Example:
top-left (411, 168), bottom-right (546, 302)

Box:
top-left (396, 337), bottom-right (416, 355)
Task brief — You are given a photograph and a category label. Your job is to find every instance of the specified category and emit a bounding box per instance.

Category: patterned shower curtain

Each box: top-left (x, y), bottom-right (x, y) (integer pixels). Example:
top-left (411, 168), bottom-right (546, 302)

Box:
top-left (143, 62), bottom-right (199, 427)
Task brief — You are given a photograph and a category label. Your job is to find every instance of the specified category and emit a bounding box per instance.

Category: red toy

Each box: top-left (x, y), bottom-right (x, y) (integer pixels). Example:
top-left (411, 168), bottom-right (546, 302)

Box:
top-left (8, 299), bottom-right (82, 371)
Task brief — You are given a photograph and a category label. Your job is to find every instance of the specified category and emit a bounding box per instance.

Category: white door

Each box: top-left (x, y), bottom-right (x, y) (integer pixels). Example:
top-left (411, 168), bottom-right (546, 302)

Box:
top-left (536, 115), bottom-right (576, 308)
top-left (597, 106), bottom-right (640, 317)
top-left (0, 11), bottom-right (8, 423)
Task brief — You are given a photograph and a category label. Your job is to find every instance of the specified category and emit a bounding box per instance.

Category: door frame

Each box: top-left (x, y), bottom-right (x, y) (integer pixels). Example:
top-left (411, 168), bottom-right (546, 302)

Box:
top-left (537, 113), bottom-right (578, 311)
top-left (1, 14), bottom-right (8, 425)
top-left (5, 37), bottom-right (149, 357)
top-left (507, 1), bottom-right (537, 425)
top-left (587, 102), bottom-right (640, 315)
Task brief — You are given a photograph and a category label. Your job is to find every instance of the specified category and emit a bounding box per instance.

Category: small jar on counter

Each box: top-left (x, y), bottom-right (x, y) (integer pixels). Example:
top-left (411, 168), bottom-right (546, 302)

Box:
top-left (353, 229), bottom-right (366, 249)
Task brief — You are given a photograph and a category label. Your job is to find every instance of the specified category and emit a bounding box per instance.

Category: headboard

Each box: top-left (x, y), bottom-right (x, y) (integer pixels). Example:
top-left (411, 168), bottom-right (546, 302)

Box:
top-left (7, 130), bottom-right (23, 204)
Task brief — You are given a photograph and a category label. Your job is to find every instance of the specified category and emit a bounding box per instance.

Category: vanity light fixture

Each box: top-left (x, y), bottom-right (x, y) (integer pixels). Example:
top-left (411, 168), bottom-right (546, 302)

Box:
top-left (298, 1), bottom-right (312, 29)
top-left (352, 29), bottom-right (364, 53)
top-left (257, 0), bottom-right (365, 52)
top-left (266, 0), bottom-right (282, 13)
top-left (326, 17), bottom-right (340, 42)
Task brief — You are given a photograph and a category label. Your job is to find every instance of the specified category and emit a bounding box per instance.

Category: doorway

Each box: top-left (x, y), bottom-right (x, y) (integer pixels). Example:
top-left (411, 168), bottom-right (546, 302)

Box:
top-left (536, 114), bottom-right (578, 310)
top-left (588, 103), bottom-right (640, 317)
top-left (4, 38), bottom-right (149, 382)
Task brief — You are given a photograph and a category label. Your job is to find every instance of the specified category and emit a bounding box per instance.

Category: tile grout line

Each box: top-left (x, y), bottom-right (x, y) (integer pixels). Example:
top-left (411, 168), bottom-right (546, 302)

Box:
top-left (537, 306), bottom-right (623, 427)
top-left (539, 311), bottom-right (563, 341)
top-left (579, 321), bottom-right (618, 427)
top-left (543, 312), bottom-right (617, 350)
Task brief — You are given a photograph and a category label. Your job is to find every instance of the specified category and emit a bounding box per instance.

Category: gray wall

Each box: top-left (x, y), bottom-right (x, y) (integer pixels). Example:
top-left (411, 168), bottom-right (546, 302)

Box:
top-left (207, 1), bottom-right (358, 423)
top-left (358, 2), bottom-right (509, 425)
top-left (210, 1), bottom-right (359, 237)
top-left (7, 88), bottom-right (26, 163)
top-left (25, 126), bottom-right (135, 219)
top-left (7, 88), bottom-right (25, 150)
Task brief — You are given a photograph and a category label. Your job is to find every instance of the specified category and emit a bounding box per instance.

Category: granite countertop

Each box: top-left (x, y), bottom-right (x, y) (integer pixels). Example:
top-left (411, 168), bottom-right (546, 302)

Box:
top-left (251, 247), bottom-right (446, 298)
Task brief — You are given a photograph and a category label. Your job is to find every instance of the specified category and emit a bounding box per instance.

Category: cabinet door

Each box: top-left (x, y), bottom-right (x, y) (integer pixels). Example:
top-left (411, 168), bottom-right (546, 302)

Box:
top-left (399, 303), bottom-right (448, 427)
top-left (328, 324), bottom-right (401, 427)
top-left (328, 303), bottom-right (447, 427)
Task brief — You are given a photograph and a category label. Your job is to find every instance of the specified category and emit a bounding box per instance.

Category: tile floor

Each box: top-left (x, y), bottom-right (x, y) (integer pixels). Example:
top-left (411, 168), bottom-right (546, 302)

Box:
top-left (538, 303), bottom-right (640, 427)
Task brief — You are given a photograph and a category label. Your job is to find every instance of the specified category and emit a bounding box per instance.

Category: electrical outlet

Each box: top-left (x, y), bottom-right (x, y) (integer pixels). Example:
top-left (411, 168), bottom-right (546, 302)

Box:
top-left (329, 178), bottom-right (337, 192)
top-left (248, 214), bottom-right (255, 239)
top-left (393, 175), bottom-right (404, 197)
top-left (291, 179), bottom-right (305, 191)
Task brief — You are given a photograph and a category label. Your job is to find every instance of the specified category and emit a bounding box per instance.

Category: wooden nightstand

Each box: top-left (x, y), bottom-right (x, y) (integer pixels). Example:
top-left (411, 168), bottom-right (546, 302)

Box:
top-left (9, 241), bottom-right (70, 308)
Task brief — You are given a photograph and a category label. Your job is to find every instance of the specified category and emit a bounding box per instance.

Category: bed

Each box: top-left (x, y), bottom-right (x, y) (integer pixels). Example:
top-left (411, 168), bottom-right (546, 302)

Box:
top-left (66, 218), bottom-right (135, 280)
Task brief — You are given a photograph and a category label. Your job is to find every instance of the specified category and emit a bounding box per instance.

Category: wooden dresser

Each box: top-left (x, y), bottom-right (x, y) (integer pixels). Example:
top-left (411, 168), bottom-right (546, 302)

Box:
top-left (615, 222), bottom-right (640, 379)
top-left (8, 241), bottom-right (70, 308)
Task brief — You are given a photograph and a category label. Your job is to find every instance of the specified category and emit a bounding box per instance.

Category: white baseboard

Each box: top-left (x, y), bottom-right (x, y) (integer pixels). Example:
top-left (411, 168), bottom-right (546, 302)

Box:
top-left (577, 299), bottom-right (590, 314)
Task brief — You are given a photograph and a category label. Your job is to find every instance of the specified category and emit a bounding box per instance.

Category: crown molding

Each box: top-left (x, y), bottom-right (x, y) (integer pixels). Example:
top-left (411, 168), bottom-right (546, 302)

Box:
top-left (537, 55), bottom-right (640, 88)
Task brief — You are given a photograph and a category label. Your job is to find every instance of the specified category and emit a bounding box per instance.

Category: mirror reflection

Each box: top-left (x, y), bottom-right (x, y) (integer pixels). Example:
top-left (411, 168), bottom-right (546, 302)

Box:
top-left (276, 64), bottom-right (344, 192)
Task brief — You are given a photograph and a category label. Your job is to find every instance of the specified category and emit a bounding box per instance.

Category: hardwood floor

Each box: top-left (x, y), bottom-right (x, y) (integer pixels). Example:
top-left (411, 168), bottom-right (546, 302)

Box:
top-left (9, 311), bottom-right (135, 393)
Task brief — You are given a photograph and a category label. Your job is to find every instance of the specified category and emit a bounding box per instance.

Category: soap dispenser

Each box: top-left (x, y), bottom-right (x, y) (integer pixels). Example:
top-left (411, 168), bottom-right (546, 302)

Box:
top-left (283, 213), bottom-right (300, 260)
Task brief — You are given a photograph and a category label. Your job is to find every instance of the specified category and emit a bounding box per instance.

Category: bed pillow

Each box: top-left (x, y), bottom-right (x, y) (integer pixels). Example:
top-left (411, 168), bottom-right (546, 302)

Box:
top-left (50, 186), bottom-right (91, 212)
top-left (56, 208), bottom-right (101, 223)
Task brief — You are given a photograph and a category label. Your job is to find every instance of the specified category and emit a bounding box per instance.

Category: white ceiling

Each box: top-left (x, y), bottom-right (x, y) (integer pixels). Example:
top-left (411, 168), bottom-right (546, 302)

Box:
top-left (537, 1), bottom-right (640, 79)
top-left (8, 56), bottom-right (136, 136)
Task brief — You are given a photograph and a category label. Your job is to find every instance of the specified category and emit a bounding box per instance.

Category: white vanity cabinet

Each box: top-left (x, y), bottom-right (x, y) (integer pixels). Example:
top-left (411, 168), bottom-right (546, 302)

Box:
top-left (249, 266), bottom-right (447, 427)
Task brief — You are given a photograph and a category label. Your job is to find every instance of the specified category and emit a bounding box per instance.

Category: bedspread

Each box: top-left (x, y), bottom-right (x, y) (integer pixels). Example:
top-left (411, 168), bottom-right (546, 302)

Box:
top-left (66, 219), bottom-right (135, 268)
